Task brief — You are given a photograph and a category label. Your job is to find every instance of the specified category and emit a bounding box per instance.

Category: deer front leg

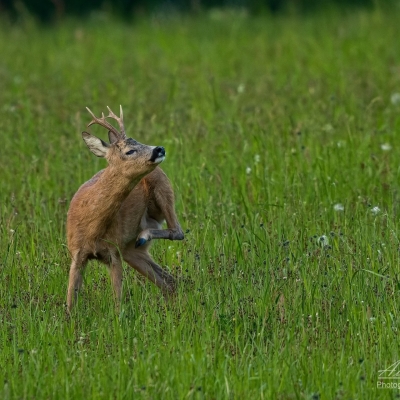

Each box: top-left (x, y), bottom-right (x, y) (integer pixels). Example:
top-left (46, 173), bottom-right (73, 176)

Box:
top-left (136, 173), bottom-right (184, 248)
top-left (135, 226), bottom-right (184, 248)
top-left (135, 207), bottom-right (184, 248)
top-left (67, 255), bottom-right (87, 312)
top-left (109, 254), bottom-right (123, 308)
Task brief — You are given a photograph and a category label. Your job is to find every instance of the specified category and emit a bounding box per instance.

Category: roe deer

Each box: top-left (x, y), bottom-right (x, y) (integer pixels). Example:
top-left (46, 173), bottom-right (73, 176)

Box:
top-left (66, 106), bottom-right (184, 311)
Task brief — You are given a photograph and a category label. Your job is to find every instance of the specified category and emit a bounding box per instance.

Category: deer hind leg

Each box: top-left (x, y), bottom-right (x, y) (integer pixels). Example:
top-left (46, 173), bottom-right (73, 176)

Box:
top-left (67, 254), bottom-right (87, 312)
top-left (122, 245), bottom-right (176, 295)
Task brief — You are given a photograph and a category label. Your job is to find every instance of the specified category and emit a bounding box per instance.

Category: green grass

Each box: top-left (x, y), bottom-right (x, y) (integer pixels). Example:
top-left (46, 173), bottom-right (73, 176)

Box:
top-left (1, 6), bottom-right (400, 399)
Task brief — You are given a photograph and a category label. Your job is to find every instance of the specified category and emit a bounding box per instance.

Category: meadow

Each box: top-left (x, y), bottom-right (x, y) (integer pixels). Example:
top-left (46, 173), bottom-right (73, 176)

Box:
top-left (1, 6), bottom-right (400, 399)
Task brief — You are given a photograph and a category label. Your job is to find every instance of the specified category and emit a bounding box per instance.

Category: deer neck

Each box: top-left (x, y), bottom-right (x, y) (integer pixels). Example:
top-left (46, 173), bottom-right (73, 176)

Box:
top-left (98, 165), bottom-right (142, 205)
top-left (87, 166), bottom-right (143, 232)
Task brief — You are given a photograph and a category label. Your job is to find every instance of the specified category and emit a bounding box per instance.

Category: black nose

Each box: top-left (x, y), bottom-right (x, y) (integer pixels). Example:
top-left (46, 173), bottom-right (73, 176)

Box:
top-left (150, 146), bottom-right (165, 162)
top-left (155, 146), bottom-right (165, 156)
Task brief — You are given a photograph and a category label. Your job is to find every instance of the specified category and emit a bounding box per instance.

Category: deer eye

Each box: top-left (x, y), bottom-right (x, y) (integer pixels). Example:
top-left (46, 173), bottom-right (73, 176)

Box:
top-left (125, 149), bottom-right (136, 155)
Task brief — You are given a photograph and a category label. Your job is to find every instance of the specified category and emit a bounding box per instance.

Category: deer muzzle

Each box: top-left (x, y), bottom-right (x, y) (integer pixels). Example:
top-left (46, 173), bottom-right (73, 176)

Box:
top-left (150, 146), bottom-right (166, 163)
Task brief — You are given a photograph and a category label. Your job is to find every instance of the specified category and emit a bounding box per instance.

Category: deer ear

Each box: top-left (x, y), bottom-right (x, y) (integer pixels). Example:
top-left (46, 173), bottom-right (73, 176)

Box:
top-left (82, 131), bottom-right (110, 158)
top-left (108, 130), bottom-right (119, 144)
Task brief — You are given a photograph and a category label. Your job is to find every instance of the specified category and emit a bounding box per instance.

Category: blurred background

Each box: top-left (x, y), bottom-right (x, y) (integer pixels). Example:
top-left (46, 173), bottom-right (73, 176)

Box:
top-left (0, 0), bottom-right (394, 22)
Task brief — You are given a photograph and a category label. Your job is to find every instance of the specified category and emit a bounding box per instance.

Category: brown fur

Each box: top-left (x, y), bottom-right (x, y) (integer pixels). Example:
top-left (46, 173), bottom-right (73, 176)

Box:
top-left (66, 107), bottom-right (184, 311)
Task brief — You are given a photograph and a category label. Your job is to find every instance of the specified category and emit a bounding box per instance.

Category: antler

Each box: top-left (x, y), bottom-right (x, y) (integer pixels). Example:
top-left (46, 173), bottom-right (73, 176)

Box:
top-left (86, 105), bottom-right (126, 139)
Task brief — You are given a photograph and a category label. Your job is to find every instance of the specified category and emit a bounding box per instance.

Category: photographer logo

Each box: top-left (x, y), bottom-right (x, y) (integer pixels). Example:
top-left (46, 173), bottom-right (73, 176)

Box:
top-left (378, 361), bottom-right (400, 389)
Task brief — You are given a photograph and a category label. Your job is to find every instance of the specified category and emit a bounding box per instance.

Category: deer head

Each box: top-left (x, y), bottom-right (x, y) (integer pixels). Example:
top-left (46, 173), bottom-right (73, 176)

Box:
top-left (82, 106), bottom-right (165, 178)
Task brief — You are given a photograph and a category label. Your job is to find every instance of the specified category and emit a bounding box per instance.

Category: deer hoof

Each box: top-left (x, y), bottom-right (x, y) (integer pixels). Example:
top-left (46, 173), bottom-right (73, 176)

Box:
top-left (135, 238), bottom-right (147, 248)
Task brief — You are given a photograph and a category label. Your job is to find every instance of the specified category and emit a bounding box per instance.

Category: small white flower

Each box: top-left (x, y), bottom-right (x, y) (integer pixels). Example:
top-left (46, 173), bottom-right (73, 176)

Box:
top-left (237, 84), bottom-right (245, 94)
top-left (254, 154), bottom-right (260, 163)
top-left (371, 206), bottom-right (381, 215)
top-left (322, 124), bottom-right (334, 133)
top-left (391, 93), bottom-right (400, 105)
top-left (246, 167), bottom-right (251, 174)
top-left (381, 143), bottom-right (392, 151)
top-left (319, 235), bottom-right (329, 246)
top-left (334, 203), bottom-right (344, 211)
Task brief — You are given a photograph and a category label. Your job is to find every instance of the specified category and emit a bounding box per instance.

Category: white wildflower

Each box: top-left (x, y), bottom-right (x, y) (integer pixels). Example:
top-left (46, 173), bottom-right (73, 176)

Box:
top-left (381, 143), bottom-right (392, 151)
top-left (322, 124), bottom-right (334, 133)
top-left (334, 203), bottom-right (344, 211)
top-left (246, 167), bottom-right (251, 175)
top-left (391, 93), bottom-right (400, 105)
top-left (371, 206), bottom-right (381, 215)
top-left (237, 84), bottom-right (245, 94)
top-left (319, 235), bottom-right (329, 246)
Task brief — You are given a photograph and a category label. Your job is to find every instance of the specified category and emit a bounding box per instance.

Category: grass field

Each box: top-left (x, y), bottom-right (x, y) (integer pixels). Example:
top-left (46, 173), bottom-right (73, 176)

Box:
top-left (1, 6), bottom-right (400, 399)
